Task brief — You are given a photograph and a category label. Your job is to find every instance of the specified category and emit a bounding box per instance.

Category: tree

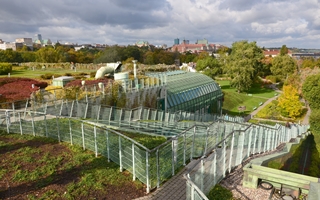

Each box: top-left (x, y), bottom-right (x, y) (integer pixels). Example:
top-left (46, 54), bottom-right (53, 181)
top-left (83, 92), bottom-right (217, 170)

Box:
top-left (301, 57), bottom-right (320, 69)
top-left (0, 49), bottom-right (22, 63)
top-left (309, 109), bottom-right (320, 132)
top-left (271, 55), bottom-right (297, 79)
top-left (280, 45), bottom-right (288, 56)
top-left (278, 85), bottom-right (302, 119)
top-left (179, 51), bottom-right (197, 63)
top-left (226, 41), bottom-right (264, 92)
top-left (196, 56), bottom-right (221, 79)
top-left (143, 51), bottom-right (156, 65)
top-left (35, 46), bottom-right (59, 63)
top-left (94, 46), bottom-right (123, 63)
top-left (302, 74), bottom-right (320, 110)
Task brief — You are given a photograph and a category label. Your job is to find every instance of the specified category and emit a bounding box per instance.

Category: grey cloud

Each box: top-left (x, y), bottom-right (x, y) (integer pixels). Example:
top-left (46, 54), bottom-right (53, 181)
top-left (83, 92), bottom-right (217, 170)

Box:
top-left (0, 0), bottom-right (320, 48)
top-left (219, 0), bottom-right (259, 11)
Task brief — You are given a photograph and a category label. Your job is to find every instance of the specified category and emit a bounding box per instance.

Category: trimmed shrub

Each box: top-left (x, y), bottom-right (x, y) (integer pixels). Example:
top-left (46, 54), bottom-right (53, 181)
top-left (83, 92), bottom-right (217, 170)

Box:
top-left (0, 63), bottom-right (12, 75)
top-left (0, 77), bottom-right (48, 102)
top-left (40, 73), bottom-right (62, 80)
top-left (207, 184), bottom-right (233, 200)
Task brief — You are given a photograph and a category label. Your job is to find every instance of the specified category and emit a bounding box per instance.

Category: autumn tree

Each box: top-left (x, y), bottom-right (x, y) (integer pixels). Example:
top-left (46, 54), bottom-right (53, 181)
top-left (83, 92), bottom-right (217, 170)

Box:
top-left (278, 85), bottom-right (302, 119)
top-left (226, 41), bottom-right (264, 92)
top-left (271, 55), bottom-right (297, 79)
top-left (35, 46), bottom-right (59, 63)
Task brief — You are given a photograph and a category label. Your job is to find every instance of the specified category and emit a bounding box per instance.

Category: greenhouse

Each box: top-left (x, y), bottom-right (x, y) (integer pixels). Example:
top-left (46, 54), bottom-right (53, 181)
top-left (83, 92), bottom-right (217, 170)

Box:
top-left (147, 71), bottom-right (223, 115)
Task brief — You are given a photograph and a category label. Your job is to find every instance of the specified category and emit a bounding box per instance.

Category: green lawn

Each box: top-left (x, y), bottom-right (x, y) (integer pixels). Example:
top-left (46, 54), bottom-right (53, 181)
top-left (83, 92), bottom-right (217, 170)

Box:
top-left (216, 80), bottom-right (277, 99)
top-left (215, 80), bottom-right (277, 116)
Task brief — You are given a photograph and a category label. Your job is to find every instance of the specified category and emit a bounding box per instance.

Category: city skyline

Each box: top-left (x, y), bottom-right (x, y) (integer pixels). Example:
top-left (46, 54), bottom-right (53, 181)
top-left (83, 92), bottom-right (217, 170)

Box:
top-left (0, 0), bottom-right (320, 48)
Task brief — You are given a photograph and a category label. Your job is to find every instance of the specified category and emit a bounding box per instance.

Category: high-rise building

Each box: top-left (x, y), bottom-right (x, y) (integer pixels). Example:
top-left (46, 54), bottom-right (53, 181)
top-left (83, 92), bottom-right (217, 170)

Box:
top-left (174, 38), bottom-right (180, 45)
top-left (34, 34), bottom-right (42, 41)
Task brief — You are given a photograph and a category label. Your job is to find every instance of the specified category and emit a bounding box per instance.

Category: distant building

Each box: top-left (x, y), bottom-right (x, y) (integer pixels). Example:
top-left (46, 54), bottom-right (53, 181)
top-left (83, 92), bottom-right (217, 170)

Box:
top-left (15, 38), bottom-right (33, 50)
top-left (34, 34), bottom-right (42, 41)
top-left (0, 42), bottom-right (23, 51)
top-left (174, 38), bottom-right (179, 45)
top-left (196, 38), bottom-right (208, 45)
top-left (135, 40), bottom-right (149, 47)
top-left (263, 49), bottom-right (292, 57)
top-left (33, 34), bottom-right (52, 46)
top-left (263, 49), bottom-right (280, 57)
top-left (292, 53), bottom-right (320, 59)
top-left (170, 38), bottom-right (221, 54)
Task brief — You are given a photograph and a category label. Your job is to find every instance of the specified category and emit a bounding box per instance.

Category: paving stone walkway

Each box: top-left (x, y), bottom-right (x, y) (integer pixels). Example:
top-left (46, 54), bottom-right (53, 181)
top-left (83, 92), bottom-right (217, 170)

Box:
top-left (133, 160), bottom-right (198, 200)
top-left (133, 169), bottom-right (187, 200)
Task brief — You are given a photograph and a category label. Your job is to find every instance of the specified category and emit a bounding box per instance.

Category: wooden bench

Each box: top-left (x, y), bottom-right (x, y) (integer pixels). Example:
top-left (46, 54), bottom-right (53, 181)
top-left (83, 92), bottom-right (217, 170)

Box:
top-left (243, 164), bottom-right (318, 194)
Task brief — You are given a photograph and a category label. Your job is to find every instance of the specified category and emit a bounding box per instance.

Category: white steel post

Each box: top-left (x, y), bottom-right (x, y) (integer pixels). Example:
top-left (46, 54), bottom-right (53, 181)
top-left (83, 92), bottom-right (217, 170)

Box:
top-left (119, 135), bottom-right (122, 172)
top-left (228, 132), bottom-right (235, 173)
top-left (44, 115), bottom-right (48, 137)
top-left (82, 122), bottom-right (85, 150)
top-left (132, 143), bottom-right (136, 181)
top-left (106, 130), bottom-right (110, 162)
top-left (69, 118), bottom-right (73, 145)
top-left (146, 151), bottom-right (150, 193)
top-left (94, 126), bottom-right (98, 157)
top-left (31, 112), bottom-right (35, 136)
top-left (56, 117), bottom-right (60, 142)
top-left (18, 112), bottom-right (22, 135)
top-left (156, 149), bottom-right (160, 188)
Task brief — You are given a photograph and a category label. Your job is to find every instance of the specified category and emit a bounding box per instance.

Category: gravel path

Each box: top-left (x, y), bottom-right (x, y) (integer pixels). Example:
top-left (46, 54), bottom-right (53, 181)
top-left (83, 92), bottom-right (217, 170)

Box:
top-left (219, 143), bottom-right (307, 200)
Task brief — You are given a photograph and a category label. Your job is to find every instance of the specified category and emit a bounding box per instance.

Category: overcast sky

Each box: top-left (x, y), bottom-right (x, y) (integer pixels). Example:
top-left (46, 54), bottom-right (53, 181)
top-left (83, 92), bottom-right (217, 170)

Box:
top-left (0, 0), bottom-right (320, 48)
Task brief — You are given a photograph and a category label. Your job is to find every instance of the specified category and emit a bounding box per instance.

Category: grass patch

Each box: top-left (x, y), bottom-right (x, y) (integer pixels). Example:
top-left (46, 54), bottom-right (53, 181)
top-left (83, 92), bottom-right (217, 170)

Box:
top-left (216, 80), bottom-right (276, 98)
top-left (267, 134), bottom-right (320, 177)
top-left (0, 132), bottom-right (146, 199)
top-left (222, 91), bottom-right (265, 115)
top-left (215, 80), bottom-right (276, 116)
top-left (118, 130), bottom-right (167, 149)
top-left (207, 184), bottom-right (233, 200)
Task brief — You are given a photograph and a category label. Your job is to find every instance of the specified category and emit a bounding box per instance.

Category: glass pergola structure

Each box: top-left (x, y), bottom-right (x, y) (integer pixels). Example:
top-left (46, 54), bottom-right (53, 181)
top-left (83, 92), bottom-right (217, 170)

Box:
top-left (147, 71), bottom-right (223, 115)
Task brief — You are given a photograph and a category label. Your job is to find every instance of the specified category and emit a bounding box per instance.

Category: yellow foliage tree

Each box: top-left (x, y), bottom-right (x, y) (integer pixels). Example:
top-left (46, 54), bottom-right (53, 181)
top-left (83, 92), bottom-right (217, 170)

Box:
top-left (278, 85), bottom-right (302, 119)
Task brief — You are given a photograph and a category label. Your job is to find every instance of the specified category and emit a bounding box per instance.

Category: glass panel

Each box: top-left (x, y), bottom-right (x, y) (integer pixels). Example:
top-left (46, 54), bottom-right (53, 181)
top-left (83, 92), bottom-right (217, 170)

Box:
top-left (167, 95), bottom-right (174, 106)
top-left (174, 94), bottom-right (181, 104)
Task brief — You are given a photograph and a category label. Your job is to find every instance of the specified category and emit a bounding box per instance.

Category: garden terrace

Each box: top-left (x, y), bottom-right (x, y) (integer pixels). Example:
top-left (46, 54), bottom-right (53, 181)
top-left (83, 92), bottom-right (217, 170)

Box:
top-left (0, 107), bottom-right (309, 196)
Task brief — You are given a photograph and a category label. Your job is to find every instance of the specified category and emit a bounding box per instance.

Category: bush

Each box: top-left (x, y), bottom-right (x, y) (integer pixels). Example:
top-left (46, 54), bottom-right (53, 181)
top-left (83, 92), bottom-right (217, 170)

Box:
top-left (90, 72), bottom-right (96, 78)
top-left (41, 73), bottom-right (57, 80)
top-left (0, 63), bottom-right (12, 75)
top-left (207, 184), bottom-right (233, 200)
top-left (0, 78), bottom-right (48, 102)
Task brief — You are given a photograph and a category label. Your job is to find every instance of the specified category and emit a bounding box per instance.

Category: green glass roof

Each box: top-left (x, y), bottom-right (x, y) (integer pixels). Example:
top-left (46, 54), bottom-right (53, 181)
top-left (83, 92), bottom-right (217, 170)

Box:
top-left (165, 71), bottom-right (217, 93)
top-left (147, 71), bottom-right (223, 112)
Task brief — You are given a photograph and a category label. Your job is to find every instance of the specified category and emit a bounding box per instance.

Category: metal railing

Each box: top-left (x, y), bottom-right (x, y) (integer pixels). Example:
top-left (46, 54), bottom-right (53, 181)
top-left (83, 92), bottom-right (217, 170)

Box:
top-left (0, 99), bottom-right (307, 198)
top-left (184, 122), bottom-right (309, 200)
